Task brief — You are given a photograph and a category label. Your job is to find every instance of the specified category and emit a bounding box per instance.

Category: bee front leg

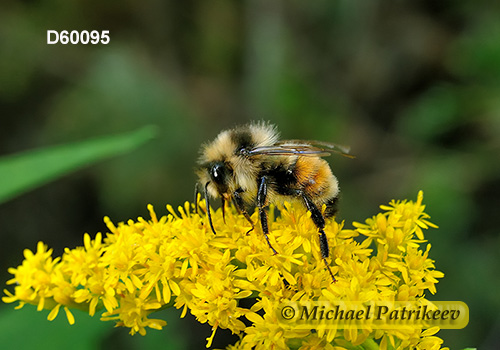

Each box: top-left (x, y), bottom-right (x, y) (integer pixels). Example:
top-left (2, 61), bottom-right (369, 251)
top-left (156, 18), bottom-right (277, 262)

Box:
top-left (204, 181), bottom-right (217, 235)
top-left (301, 194), bottom-right (336, 282)
top-left (233, 189), bottom-right (255, 234)
top-left (257, 176), bottom-right (277, 255)
top-left (194, 182), bottom-right (202, 214)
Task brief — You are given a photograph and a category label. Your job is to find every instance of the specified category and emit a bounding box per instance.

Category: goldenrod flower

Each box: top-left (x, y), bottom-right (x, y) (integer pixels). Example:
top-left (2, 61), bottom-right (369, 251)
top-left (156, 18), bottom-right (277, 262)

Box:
top-left (3, 191), bottom-right (448, 349)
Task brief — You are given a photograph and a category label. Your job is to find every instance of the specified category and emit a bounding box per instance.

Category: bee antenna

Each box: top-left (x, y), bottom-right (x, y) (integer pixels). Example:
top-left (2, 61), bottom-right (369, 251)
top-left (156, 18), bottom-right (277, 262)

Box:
top-left (204, 182), bottom-right (217, 235)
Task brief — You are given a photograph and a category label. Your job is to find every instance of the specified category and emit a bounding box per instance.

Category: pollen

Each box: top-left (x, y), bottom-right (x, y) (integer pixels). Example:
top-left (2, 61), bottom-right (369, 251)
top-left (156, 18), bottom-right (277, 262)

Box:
top-left (3, 192), bottom-right (448, 350)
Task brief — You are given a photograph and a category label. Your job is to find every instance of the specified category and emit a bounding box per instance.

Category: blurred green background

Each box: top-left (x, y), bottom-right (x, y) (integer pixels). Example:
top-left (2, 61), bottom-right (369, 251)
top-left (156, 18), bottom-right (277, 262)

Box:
top-left (1, 1), bottom-right (499, 349)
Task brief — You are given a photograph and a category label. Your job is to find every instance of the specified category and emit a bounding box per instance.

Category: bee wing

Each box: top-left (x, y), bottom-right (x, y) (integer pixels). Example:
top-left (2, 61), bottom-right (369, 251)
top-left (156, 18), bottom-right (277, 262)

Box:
top-left (247, 144), bottom-right (331, 157)
top-left (248, 140), bottom-right (354, 158)
top-left (277, 140), bottom-right (353, 157)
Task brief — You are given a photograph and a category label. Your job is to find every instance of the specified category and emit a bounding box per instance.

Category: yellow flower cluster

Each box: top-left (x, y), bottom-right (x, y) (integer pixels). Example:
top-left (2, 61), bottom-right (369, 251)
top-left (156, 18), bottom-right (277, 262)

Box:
top-left (3, 191), bottom-right (447, 349)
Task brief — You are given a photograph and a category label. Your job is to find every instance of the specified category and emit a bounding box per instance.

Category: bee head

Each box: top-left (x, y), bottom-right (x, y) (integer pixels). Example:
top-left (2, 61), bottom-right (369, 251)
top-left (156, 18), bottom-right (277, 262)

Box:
top-left (197, 161), bottom-right (233, 198)
top-left (210, 161), bottom-right (233, 195)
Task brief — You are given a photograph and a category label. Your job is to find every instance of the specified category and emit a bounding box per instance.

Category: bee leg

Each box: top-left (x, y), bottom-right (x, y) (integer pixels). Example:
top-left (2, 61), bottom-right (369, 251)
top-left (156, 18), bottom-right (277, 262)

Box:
top-left (204, 181), bottom-right (217, 235)
top-left (221, 197), bottom-right (226, 224)
top-left (302, 194), bottom-right (336, 283)
top-left (233, 189), bottom-right (255, 234)
top-left (194, 182), bottom-right (201, 214)
top-left (257, 176), bottom-right (277, 255)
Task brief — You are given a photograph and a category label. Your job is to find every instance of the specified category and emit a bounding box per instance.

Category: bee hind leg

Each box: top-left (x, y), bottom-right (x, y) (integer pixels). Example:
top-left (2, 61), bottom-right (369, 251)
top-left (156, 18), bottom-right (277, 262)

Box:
top-left (257, 176), bottom-right (277, 255)
top-left (301, 194), bottom-right (337, 283)
top-left (233, 189), bottom-right (255, 234)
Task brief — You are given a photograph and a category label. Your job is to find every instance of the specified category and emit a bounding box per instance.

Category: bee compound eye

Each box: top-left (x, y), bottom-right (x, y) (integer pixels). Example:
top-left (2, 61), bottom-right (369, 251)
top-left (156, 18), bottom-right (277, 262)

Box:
top-left (210, 162), bottom-right (227, 184)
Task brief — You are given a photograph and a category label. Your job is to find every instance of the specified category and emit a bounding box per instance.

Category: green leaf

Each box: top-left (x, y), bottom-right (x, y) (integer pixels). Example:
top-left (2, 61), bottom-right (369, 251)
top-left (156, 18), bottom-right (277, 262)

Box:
top-left (0, 306), bottom-right (112, 350)
top-left (0, 125), bottom-right (157, 204)
top-left (0, 305), bottom-right (188, 350)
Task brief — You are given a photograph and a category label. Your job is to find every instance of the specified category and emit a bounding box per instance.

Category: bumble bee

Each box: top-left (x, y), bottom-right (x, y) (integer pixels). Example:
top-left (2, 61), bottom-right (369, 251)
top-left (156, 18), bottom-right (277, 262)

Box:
top-left (195, 122), bottom-right (353, 282)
